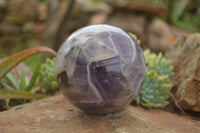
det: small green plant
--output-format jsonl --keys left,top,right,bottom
{"left": 0, "top": 65, "right": 40, "bottom": 92}
{"left": 0, "top": 58, "right": 58, "bottom": 95}
{"left": 0, "top": 47, "right": 56, "bottom": 109}
{"left": 144, "top": 49, "right": 174, "bottom": 79}
{"left": 38, "top": 58, "right": 58, "bottom": 93}
{"left": 134, "top": 49, "right": 174, "bottom": 108}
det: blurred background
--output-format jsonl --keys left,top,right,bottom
{"left": 0, "top": 0, "right": 199, "bottom": 57}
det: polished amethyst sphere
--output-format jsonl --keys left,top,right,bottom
{"left": 56, "top": 24, "right": 145, "bottom": 115}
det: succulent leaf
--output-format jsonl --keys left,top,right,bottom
{"left": 129, "top": 33, "right": 141, "bottom": 45}
{"left": 144, "top": 50, "right": 174, "bottom": 79}
{"left": 38, "top": 58, "right": 58, "bottom": 93}
{"left": 134, "top": 49, "right": 174, "bottom": 108}
{"left": 0, "top": 47, "right": 56, "bottom": 79}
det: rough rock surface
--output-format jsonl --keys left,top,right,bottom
{"left": 147, "top": 19, "right": 187, "bottom": 53}
{"left": 165, "top": 34, "right": 200, "bottom": 112}
{"left": 0, "top": 94, "right": 199, "bottom": 133}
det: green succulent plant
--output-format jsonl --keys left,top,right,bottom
{"left": 144, "top": 50, "right": 174, "bottom": 79}
{"left": 38, "top": 58, "right": 58, "bottom": 93}
{"left": 134, "top": 49, "right": 174, "bottom": 108}
{"left": 0, "top": 47, "right": 56, "bottom": 110}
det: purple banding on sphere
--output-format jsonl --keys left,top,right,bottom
{"left": 56, "top": 24, "right": 145, "bottom": 115}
